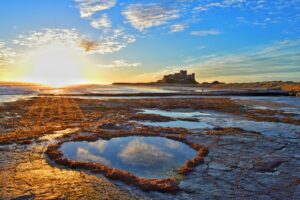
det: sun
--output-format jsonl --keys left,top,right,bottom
{"left": 22, "top": 43, "right": 87, "bottom": 87}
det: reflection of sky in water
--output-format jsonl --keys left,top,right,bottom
{"left": 139, "top": 106, "right": 300, "bottom": 138}
{"left": 43, "top": 85, "right": 214, "bottom": 94}
{"left": 139, "top": 120, "right": 213, "bottom": 129}
{"left": 136, "top": 109, "right": 214, "bottom": 129}
{"left": 0, "top": 95, "right": 34, "bottom": 104}
{"left": 141, "top": 109, "right": 211, "bottom": 118}
{"left": 88, "top": 86, "right": 177, "bottom": 94}
{"left": 231, "top": 96, "right": 300, "bottom": 115}
{"left": 60, "top": 136, "right": 197, "bottom": 179}
{"left": 201, "top": 115, "right": 300, "bottom": 138}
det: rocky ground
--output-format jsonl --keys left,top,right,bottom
{"left": 0, "top": 96, "right": 299, "bottom": 199}
{"left": 0, "top": 142, "right": 139, "bottom": 199}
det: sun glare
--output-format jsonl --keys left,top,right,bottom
{"left": 22, "top": 43, "right": 87, "bottom": 87}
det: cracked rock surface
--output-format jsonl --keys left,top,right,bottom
{"left": 0, "top": 142, "right": 140, "bottom": 200}
{"left": 0, "top": 96, "right": 299, "bottom": 199}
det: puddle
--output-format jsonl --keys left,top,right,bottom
{"left": 232, "top": 96, "right": 300, "bottom": 115}
{"left": 139, "top": 108, "right": 300, "bottom": 138}
{"left": 203, "top": 116, "right": 300, "bottom": 138}
{"left": 60, "top": 136, "right": 197, "bottom": 179}
{"left": 0, "top": 95, "right": 35, "bottom": 104}
{"left": 138, "top": 120, "right": 213, "bottom": 129}
{"left": 136, "top": 109, "right": 214, "bottom": 129}
{"left": 141, "top": 109, "right": 211, "bottom": 118}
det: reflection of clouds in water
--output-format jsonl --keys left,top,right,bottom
{"left": 118, "top": 139, "right": 173, "bottom": 166}
{"left": 89, "top": 140, "right": 107, "bottom": 152}
{"left": 166, "top": 140, "right": 180, "bottom": 149}
{"left": 76, "top": 148, "right": 111, "bottom": 166}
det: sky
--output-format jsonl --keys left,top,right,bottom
{"left": 0, "top": 0, "right": 299, "bottom": 85}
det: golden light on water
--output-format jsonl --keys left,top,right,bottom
{"left": 20, "top": 43, "right": 88, "bottom": 87}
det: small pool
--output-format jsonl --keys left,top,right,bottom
{"left": 141, "top": 109, "right": 211, "bottom": 118}
{"left": 60, "top": 136, "right": 197, "bottom": 179}
{"left": 139, "top": 120, "right": 213, "bottom": 129}
{"left": 136, "top": 109, "right": 214, "bottom": 129}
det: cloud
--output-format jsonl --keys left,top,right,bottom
{"left": 90, "top": 14, "right": 111, "bottom": 29}
{"left": 122, "top": 4, "right": 180, "bottom": 31}
{"left": 13, "top": 28, "right": 135, "bottom": 55}
{"left": 191, "top": 30, "right": 222, "bottom": 36}
{"left": 99, "top": 59, "right": 141, "bottom": 68}
{"left": 76, "top": 148, "right": 111, "bottom": 166}
{"left": 134, "top": 38, "right": 300, "bottom": 82}
{"left": 194, "top": 0, "right": 300, "bottom": 26}
{"left": 195, "top": 0, "right": 253, "bottom": 11}
{"left": 0, "top": 41, "right": 16, "bottom": 67}
{"left": 80, "top": 39, "right": 99, "bottom": 52}
{"left": 83, "top": 28, "right": 136, "bottom": 54}
{"left": 166, "top": 140, "right": 180, "bottom": 149}
{"left": 170, "top": 24, "right": 186, "bottom": 33}
{"left": 196, "top": 45, "right": 206, "bottom": 50}
{"left": 89, "top": 140, "right": 107, "bottom": 152}
{"left": 74, "top": 0, "right": 117, "bottom": 18}
{"left": 13, "top": 28, "right": 83, "bottom": 48}
{"left": 118, "top": 139, "right": 173, "bottom": 166}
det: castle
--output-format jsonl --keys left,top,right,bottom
{"left": 157, "top": 70, "right": 198, "bottom": 84}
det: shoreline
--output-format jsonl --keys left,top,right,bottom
{"left": 38, "top": 91, "right": 288, "bottom": 97}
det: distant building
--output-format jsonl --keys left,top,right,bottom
{"left": 157, "top": 70, "right": 198, "bottom": 84}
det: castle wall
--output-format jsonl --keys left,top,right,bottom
{"left": 157, "top": 70, "right": 198, "bottom": 84}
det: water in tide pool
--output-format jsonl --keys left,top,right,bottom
{"left": 139, "top": 120, "right": 214, "bottom": 129}
{"left": 41, "top": 84, "right": 218, "bottom": 95}
{"left": 0, "top": 85, "right": 38, "bottom": 104}
{"left": 0, "top": 95, "right": 32, "bottom": 104}
{"left": 141, "top": 109, "right": 211, "bottom": 118}
{"left": 230, "top": 96, "right": 300, "bottom": 116}
{"left": 60, "top": 136, "right": 197, "bottom": 179}
{"left": 138, "top": 105, "right": 300, "bottom": 138}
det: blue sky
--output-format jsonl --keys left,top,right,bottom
{"left": 0, "top": 0, "right": 299, "bottom": 84}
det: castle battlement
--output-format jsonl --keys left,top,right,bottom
{"left": 157, "top": 70, "right": 198, "bottom": 84}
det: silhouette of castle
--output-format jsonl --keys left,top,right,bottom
{"left": 157, "top": 70, "right": 198, "bottom": 84}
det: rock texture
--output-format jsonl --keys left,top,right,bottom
{"left": 0, "top": 142, "right": 140, "bottom": 200}
{"left": 0, "top": 96, "right": 299, "bottom": 199}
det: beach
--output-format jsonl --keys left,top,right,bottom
{"left": 0, "top": 85, "right": 299, "bottom": 199}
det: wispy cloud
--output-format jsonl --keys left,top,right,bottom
{"left": 0, "top": 41, "right": 16, "bottom": 67}
{"left": 118, "top": 139, "right": 173, "bottom": 166}
{"left": 194, "top": 0, "right": 300, "bottom": 26}
{"left": 170, "top": 24, "right": 186, "bottom": 33}
{"left": 13, "top": 28, "right": 82, "bottom": 48}
{"left": 122, "top": 4, "right": 180, "bottom": 31}
{"left": 13, "top": 28, "right": 135, "bottom": 55}
{"left": 134, "top": 39, "right": 300, "bottom": 82}
{"left": 84, "top": 28, "right": 136, "bottom": 54}
{"left": 76, "top": 148, "right": 111, "bottom": 166}
{"left": 99, "top": 59, "right": 141, "bottom": 68}
{"left": 74, "top": 0, "right": 117, "bottom": 18}
{"left": 191, "top": 30, "right": 222, "bottom": 36}
{"left": 89, "top": 140, "right": 107, "bottom": 152}
{"left": 195, "top": 0, "right": 256, "bottom": 11}
{"left": 90, "top": 14, "right": 111, "bottom": 29}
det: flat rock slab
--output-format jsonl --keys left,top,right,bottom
{"left": 0, "top": 143, "right": 140, "bottom": 200}
{"left": 136, "top": 132, "right": 300, "bottom": 200}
